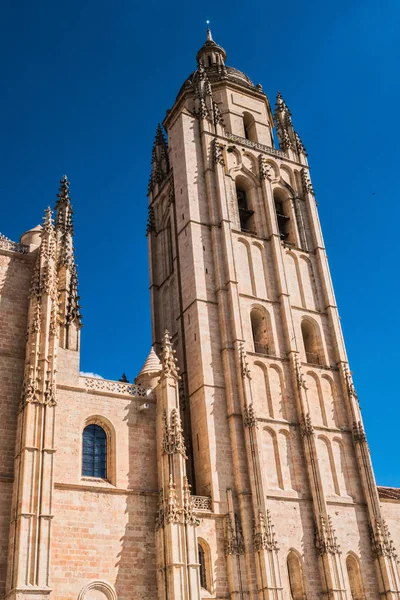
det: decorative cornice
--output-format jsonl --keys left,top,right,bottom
{"left": 225, "top": 132, "right": 286, "bottom": 159}
{"left": 83, "top": 377, "right": 147, "bottom": 397}
{"left": 0, "top": 233, "right": 28, "bottom": 255}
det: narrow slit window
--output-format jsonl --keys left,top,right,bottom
{"left": 236, "top": 186, "right": 254, "bottom": 233}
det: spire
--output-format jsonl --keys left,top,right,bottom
{"left": 148, "top": 124, "right": 170, "bottom": 192}
{"left": 274, "top": 91, "right": 307, "bottom": 157}
{"left": 206, "top": 25, "right": 213, "bottom": 42}
{"left": 55, "top": 175, "right": 73, "bottom": 235}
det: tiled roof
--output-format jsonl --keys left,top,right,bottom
{"left": 378, "top": 486, "right": 400, "bottom": 500}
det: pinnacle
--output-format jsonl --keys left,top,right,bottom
{"left": 42, "top": 207, "right": 54, "bottom": 232}
{"left": 206, "top": 26, "right": 213, "bottom": 42}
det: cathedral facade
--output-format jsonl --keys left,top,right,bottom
{"left": 1, "top": 29, "right": 400, "bottom": 600}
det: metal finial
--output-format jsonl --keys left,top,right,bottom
{"left": 206, "top": 20, "right": 212, "bottom": 41}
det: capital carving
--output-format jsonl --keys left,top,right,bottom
{"left": 315, "top": 515, "right": 340, "bottom": 556}
{"left": 370, "top": 519, "right": 398, "bottom": 560}
{"left": 253, "top": 510, "right": 279, "bottom": 553}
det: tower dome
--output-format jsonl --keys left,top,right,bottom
{"left": 20, "top": 224, "right": 42, "bottom": 247}
{"left": 135, "top": 347, "right": 162, "bottom": 388}
{"left": 177, "top": 28, "right": 257, "bottom": 101}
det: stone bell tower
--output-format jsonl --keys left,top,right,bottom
{"left": 148, "top": 28, "right": 400, "bottom": 600}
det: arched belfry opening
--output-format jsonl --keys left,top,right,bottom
{"left": 301, "top": 319, "right": 324, "bottom": 365}
{"left": 236, "top": 177, "right": 255, "bottom": 233}
{"left": 243, "top": 111, "right": 257, "bottom": 142}
{"left": 273, "top": 188, "right": 291, "bottom": 241}
{"left": 251, "top": 308, "right": 274, "bottom": 355}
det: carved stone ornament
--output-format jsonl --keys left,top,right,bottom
{"left": 146, "top": 205, "right": 156, "bottom": 235}
{"left": 294, "top": 131, "right": 307, "bottom": 156}
{"left": 343, "top": 364, "right": 358, "bottom": 401}
{"left": 300, "top": 412, "right": 314, "bottom": 437}
{"left": 31, "top": 301, "right": 41, "bottom": 334}
{"left": 259, "top": 155, "right": 273, "bottom": 181}
{"left": 160, "top": 330, "right": 180, "bottom": 381}
{"left": 0, "top": 233, "right": 28, "bottom": 255}
{"left": 315, "top": 515, "right": 340, "bottom": 556}
{"left": 212, "top": 138, "right": 225, "bottom": 165}
{"left": 239, "top": 342, "right": 251, "bottom": 380}
{"left": 148, "top": 124, "right": 170, "bottom": 192}
{"left": 243, "top": 404, "right": 257, "bottom": 428}
{"left": 300, "top": 168, "right": 315, "bottom": 197}
{"left": 370, "top": 519, "right": 398, "bottom": 561}
{"left": 294, "top": 353, "right": 307, "bottom": 391}
{"left": 44, "top": 377, "right": 57, "bottom": 407}
{"left": 352, "top": 420, "right": 367, "bottom": 444}
{"left": 165, "top": 474, "right": 181, "bottom": 525}
{"left": 20, "top": 372, "right": 40, "bottom": 409}
{"left": 183, "top": 476, "right": 200, "bottom": 526}
{"left": 155, "top": 489, "right": 165, "bottom": 530}
{"left": 253, "top": 510, "right": 279, "bottom": 553}
{"left": 162, "top": 409, "right": 187, "bottom": 458}
{"left": 225, "top": 513, "right": 245, "bottom": 555}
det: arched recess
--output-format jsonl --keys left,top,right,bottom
{"left": 305, "top": 371, "right": 327, "bottom": 427}
{"left": 262, "top": 427, "right": 283, "bottom": 489}
{"left": 346, "top": 553, "right": 366, "bottom": 600}
{"left": 253, "top": 361, "right": 274, "bottom": 418}
{"left": 279, "top": 429, "right": 298, "bottom": 491}
{"left": 299, "top": 256, "right": 319, "bottom": 311}
{"left": 81, "top": 415, "right": 116, "bottom": 485}
{"left": 252, "top": 241, "right": 270, "bottom": 299}
{"left": 285, "top": 252, "right": 304, "bottom": 308}
{"left": 301, "top": 317, "right": 325, "bottom": 366}
{"left": 78, "top": 580, "right": 117, "bottom": 600}
{"left": 198, "top": 538, "right": 213, "bottom": 593}
{"left": 237, "top": 238, "right": 255, "bottom": 295}
{"left": 316, "top": 435, "right": 339, "bottom": 496}
{"left": 287, "top": 550, "right": 306, "bottom": 600}
{"left": 321, "top": 375, "right": 340, "bottom": 428}
{"left": 250, "top": 306, "right": 275, "bottom": 356}
{"left": 235, "top": 175, "right": 256, "bottom": 233}
{"left": 243, "top": 111, "right": 257, "bottom": 142}
{"left": 269, "top": 364, "right": 287, "bottom": 420}
{"left": 332, "top": 437, "right": 353, "bottom": 498}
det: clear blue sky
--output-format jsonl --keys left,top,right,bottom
{"left": 1, "top": 0, "right": 399, "bottom": 485}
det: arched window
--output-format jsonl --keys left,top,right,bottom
{"left": 236, "top": 179, "right": 255, "bottom": 233}
{"left": 82, "top": 424, "right": 107, "bottom": 478}
{"left": 301, "top": 319, "right": 323, "bottom": 365}
{"left": 346, "top": 554, "right": 365, "bottom": 600}
{"left": 243, "top": 111, "right": 257, "bottom": 142}
{"left": 251, "top": 308, "right": 274, "bottom": 355}
{"left": 287, "top": 551, "right": 306, "bottom": 600}
{"left": 273, "top": 189, "right": 291, "bottom": 241}
{"left": 198, "top": 543, "right": 207, "bottom": 590}
{"left": 165, "top": 220, "right": 173, "bottom": 276}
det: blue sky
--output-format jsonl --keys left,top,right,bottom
{"left": 1, "top": 0, "right": 399, "bottom": 485}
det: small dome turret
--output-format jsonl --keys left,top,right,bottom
{"left": 20, "top": 224, "right": 42, "bottom": 247}
{"left": 135, "top": 347, "right": 162, "bottom": 389}
{"left": 196, "top": 27, "right": 227, "bottom": 68}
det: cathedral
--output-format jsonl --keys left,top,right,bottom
{"left": 1, "top": 28, "right": 400, "bottom": 600}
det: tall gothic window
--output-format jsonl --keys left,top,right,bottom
{"left": 82, "top": 424, "right": 107, "bottom": 478}
{"left": 346, "top": 554, "right": 365, "bottom": 600}
{"left": 287, "top": 551, "right": 306, "bottom": 600}
{"left": 198, "top": 543, "right": 207, "bottom": 589}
